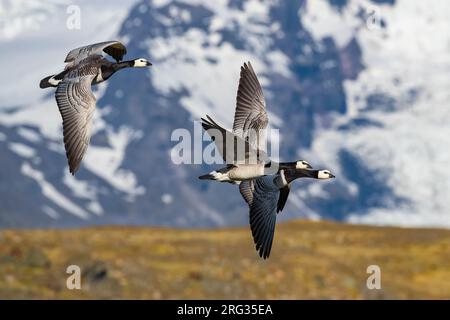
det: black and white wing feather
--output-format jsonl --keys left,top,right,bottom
{"left": 239, "top": 180, "right": 255, "bottom": 206}
{"left": 201, "top": 62, "right": 270, "bottom": 165}
{"left": 233, "top": 62, "right": 271, "bottom": 206}
{"left": 233, "top": 62, "right": 269, "bottom": 154}
{"left": 247, "top": 176, "right": 279, "bottom": 259}
{"left": 64, "top": 40, "right": 127, "bottom": 67}
{"left": 201, "top": 115, "right": 262, "bottom": 164}
{"left": 55, "top": 60, "right": 99, "bottom": 174}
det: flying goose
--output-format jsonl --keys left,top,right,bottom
{"left": 199, "top": 62, "right": 312, "bottom": 184}
{"left": 39, "top": 41, "right": 152, "bottom": 174}
{"left": 241, "top": 169, "right": 335, "bottom": 259}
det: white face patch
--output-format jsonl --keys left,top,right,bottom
{"left": 133, "top": 58, "right": 150, "bottom": 67}
{"left": 296, "top": 160, "right": 310, "bottom": 169}
{"left": 318, "top": 170, "right": 332, "bottom": 179}
{"left": 48, "top": 77, "right": 61, "bottom": 86}
{"left": 211, "top": 170, "right": 231, "bottom": 182}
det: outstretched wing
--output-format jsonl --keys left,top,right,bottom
{"left": 64, "top": 41, "right": 127, "bottom": 66}
{"left": 248, "top": 176, "right": 279, "bottom": 259}
{"left": 55, "top": 65, "right": 98, "bottom": 174}
{"left": 201, "top": 115, "right": 267, "bottom": 164}
{"left": 233, "top": 62, "right": 269, "bottom": 153}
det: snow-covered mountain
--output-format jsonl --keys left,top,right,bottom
{"left": 1, "top": 0, "right": 449, "bottom": 228}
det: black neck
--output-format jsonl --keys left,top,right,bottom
{"left": 112, "top": 60, "right": 134, "bottom": 71}
{"left": 284, "top": 169, "right": 318, "bottom": 183}
{"left": 278, "top": 162, "right": 298, "bottom": 170}
{"left": 264, "top": 161, "right": 297, "bottom": 173}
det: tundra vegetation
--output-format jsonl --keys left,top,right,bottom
{"left": 0, "top": 220, "right": 449, "bottom": 299}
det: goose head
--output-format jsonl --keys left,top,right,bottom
{"left": 133, "top": 58, "right": 152, "bottom": 67}
{"left": 295, "top": 160, "right": 312, "bottom": 169}
{"left": 317, "top": 169, "right": 335, "bottom": 179}
{"left": 283, "top": 168, "right": 335, "bottom": 183}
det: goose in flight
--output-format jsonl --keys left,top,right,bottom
{"left": 241, "top": 169, "right": 335, "bottom": 259}
{"left": 40, "top": 41, "right": 152, "bottom": 174}
{"left": 199, "top": 62, "right": 311, "bottom": 184}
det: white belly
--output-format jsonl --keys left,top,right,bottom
{"left": 229, "top": 165, "right": 264, "bottom": 180}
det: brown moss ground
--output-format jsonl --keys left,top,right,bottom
{"left": 0, "top": 220, "right": 449, "bottom": 299}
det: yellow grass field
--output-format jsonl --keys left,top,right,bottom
{"left": 0, "top": 220, "right": 449, "bottom": 299}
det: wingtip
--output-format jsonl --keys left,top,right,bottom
{"left": 70, "top": 165, "right": 80, "bottom": 176}
{"left": 259, "top": 250, "right": 270, "bottom": 260}
{"left": 201, "top": 115, "right": 212, "bottom": 125}
{"left": 200, "top": 118, "right": 212, "bottom": 130}
{"left": 255, "top": 242, "right": 269, "bottom": 260}
{"left": 243, "top": 61, "right": 252, "bottom": 69}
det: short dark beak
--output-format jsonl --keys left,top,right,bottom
{"left": 146, "top": 61, "right": 152, "bottom": 66}
{"left": 329, "top": 173, "right": 335, "bottom": 178}
{"left": 306, "top": 163, "right": 313, "bottom": 169}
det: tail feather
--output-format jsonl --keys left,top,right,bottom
{"left": 199, "top": 173, "right": 215, "bottom": 180}
{"left": 198, "top": 169, "right": 237, "bottom": 184}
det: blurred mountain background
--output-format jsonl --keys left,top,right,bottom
{"left": 1, "top": 0, "right": 450, "bottom": 229}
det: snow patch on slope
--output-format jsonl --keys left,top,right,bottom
{"left": 42, "top": 205, "right": 60, "bottom": 219}
{"left": 84, "top": 126, "right": 146, "bottom": 199}
{"left": 0, "top": 100, "right": 63, "bottom": 140}
{"left": 302, "top": 0, "right": 358, "bottom": 48}
{"left": 21, "top": 162, "right": 89, "bottom": 219}
{"left": 8, "top": 142, "right": 36, "bottom": 158}
{"left": 151, "top": 34, "right": 263, "bottom": 126}
{"left": 0, "top": 0, "right": 67, "bottom": 40}
{"left": 149, "top": 0, "right": 289, "bottom": 127}
{"left": 17, "top": 127, "right": 42, "bottom": 143}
